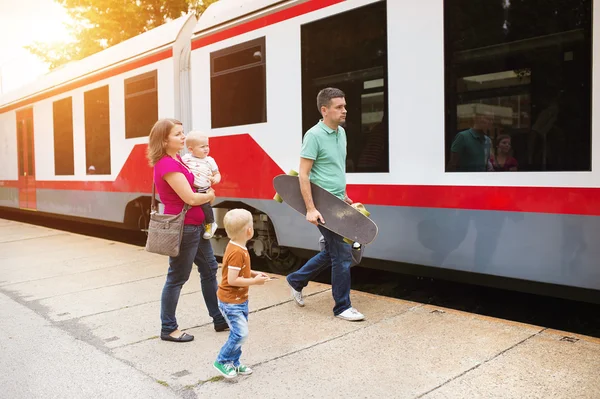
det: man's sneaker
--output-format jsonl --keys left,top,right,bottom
{"left": 336, "top": 307, "right": 365, "bottom": 321}
{"left": 213, "top": 361, "right": 237, "bottom": 379}
{"left": 286, "top": 278, "right": 304, "bottom": 307}
{"left": 203, "top": 222, "right": 218, "bottom": 239}
{"left": 236, "top": 364, "right": 253, "bottom": 375}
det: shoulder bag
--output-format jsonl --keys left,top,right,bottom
{"left": 145, "top": 182, "right": 190, "bottom": 257}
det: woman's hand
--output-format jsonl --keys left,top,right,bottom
{"left": 206, "top": 188, "right": 215, "bottom": 201}
{"left": 164, "top": 172, "right": 216, "bottom": 206}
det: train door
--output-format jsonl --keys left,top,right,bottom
{"left": 16, "top": 108, "right": 37, "bottom": 210}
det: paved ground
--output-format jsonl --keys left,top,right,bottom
{"left": 1, "top": 218, "right": 599, "bottom": 398}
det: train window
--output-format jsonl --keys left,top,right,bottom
{"left": 52, "top": 97, "right": 74, "bottom": 175}
{"left": 210, "top": 37, "right": 266, "bottom": 128}
{"left": 124, "top": 70, "right": 158, "bottom": 139}
{"left": 300, "top": 1, "right": 388, "bottom": 173}
{"left": 444, "top": 0, "right": 592, "bottom": 172}
{"left": 84, "top": 85, "right": 111, "bottom": 174}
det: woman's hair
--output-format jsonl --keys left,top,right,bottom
{"left": 147, "top": 118, "right": 182, "bottom": 166}
{"left": 495, "top": 133, "right": 511, "bottom": 148}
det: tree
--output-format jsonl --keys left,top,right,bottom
{"left": 26, "top": 0, "right": 219, "bottom": 70}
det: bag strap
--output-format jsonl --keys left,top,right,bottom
{"left": 151, "top": 181, "right": 157, "bottom": 213}
{"left": 151, "top": 180, "right": 191, "bottom": 214}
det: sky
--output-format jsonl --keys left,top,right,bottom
{"left": 0, "top": 0, "right": 72, "bottom": 95}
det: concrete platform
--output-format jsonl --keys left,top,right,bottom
{"left": 1, "top": 219, "right": 598, "bottom": 398}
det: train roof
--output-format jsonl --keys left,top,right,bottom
{"left": 0, "top": 13, "right": 196, "bottom": 108}
{"left": 193, "top": 0, "right": 285, "bottom": 33}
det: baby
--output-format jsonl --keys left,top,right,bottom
{"left": 182, "top": 131, "right": 221, "bottom": 239}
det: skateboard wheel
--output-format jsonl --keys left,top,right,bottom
{"left": 273, "top": 193, "right": 283, "bottom": 203}
{"left": 288, "top": 170, "right": 299, "bottom": 176}
{"left": 352, "top": 203, "right": 371, "bottom": 217}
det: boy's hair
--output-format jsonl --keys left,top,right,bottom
{"left": 223, "top": 209, "right": 253, "bottom": 239}
{"left": 186, "top": 131, "right": 208, "bottom": 147}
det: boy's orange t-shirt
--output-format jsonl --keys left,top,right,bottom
{"left": 217, "top": 241, "right": 251, "bottom": 304}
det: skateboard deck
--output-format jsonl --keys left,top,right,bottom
{"left": 273, "top": 174, "right": 378, "bottom": 245}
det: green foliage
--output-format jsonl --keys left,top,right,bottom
{"left": 26, "top": 0, "right": 219, "bottom": 70}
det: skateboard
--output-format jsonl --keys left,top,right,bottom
{"left": 272, "top": 171, "right": 378, "bottom": 245}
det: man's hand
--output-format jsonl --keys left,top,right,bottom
{"left": 306, "top": 208, "right": 324, "bottom": 225}
{"left": 344, "top": 195, "right": 353, "bottom": 205}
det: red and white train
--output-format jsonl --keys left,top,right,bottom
{"left": 1, "top": 0, "right": 598, "bottom": 298}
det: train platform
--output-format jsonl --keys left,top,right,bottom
{"left": 1, "top": 218, "right": 599, "bottom": 399}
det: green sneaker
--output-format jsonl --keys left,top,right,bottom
{"left": 213, "top": 361, "right": 237, "bottom": 379}
{"left": 236, "top": 364, "right": 253, "bottom": 375}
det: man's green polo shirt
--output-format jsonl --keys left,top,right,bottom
{"left": 300, "top": 120, "right": 347, "bottom": 200}
{"left": 450, "top": 128, "right": 491, "bottom": 172}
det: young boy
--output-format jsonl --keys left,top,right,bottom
{"left": 213, "top": 209, "right": 269, "bottom": 379}
{"left": 182, "top": 131, "right": 221, "bottom": 239}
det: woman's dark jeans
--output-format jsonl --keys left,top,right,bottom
{"left": 160, "top": 224, "right": 225, "bottom": 334}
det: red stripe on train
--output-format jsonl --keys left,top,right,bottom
{"left": 346, "top": 184, "right": 599, "bottom": 216}
{"left": 192, "top": 0, "right": 344, "bottom": 50}
{"left": 1, "top": 134, "right": 599, "bottom": 216}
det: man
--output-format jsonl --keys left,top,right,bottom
{"left": 286, "top": 87, "right": 365, "bottom": 321}
{"left": 447, "top": 111, "right": 493, "bottom": 172}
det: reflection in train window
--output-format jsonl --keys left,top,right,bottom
{"left": 210, "top": 37, "right": 266, "bottom": 128}
{"left": 84, "top": 85, "right": 111, "bottom": 175}
{"left": 125, "top": 70, "right": 158, "bottom": 139}
{"left": 52, "top": 97, "right": 74, "bottom": 175}
{"left": 300, "top": 1, "right": 388, "bottom": 173}
{"left": 445, "top": 0, "right": 592, "bottom": 172}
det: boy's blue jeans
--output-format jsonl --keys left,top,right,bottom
{"left": 287, "top": 225, "right": 353, "bottom": 316}
{"left": 216, "top": 300, "right": 249, "bottom": 366}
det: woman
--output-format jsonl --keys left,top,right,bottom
{"left": 490, "top": 134, "right": 518, "bottom": 171}
{"left": 147, "top": 118, "right": 228, "bottom": 342}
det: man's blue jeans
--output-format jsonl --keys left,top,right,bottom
{"left": 287, "top": 225, "right": 352, "bottom": 316}
{"left": 160, "top": 224, "right": 225, "bottom": 334}
{"left": 216, "top": 300, "right": 249, "bottom": 367}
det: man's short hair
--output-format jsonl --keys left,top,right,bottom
{"left": 317, "top": 87, "right": 345, "bottom": 112}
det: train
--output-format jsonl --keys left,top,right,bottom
{"left": 1, "top": 0, "right": 598, "bottom": 301}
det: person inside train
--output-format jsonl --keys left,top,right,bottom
{"left": 286, "top": 87, "right": 365, "bottom": 322}
{"left": 490, "top": 133, "right": 518, "bottom": 171}
{"left": 356, "top": 112, "right": 388, "bottom": 173}
{"left": 447, "top": 111, "right": 494, "bottom": 172}
{"left": 147, "top": 118, "right": 229, "bottom": 343}
{"left": 182, "top": 131, "right": 221, "bottom": 239}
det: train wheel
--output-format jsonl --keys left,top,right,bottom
{"left": 265, "top": 244, "right": 302, "bottom": 275}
